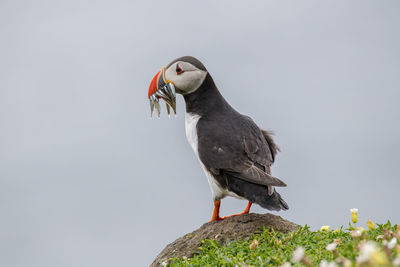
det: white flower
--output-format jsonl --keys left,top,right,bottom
{"left": 319, "top": 260, "right": 337, "bottom": 267}
{"left": 326, "top": 242, "right": 337, "bottom": 251}
{"left": 356, "top": 241, "right": 378, "bottom": 263}
{"left": 280, "top": 263, "right": 292, "bottom": 267}
{"left": 383, "top": 238, "right": 397, "bottom": 249}
{"left": 393, "top": 257, "right": 400, "bottom": 266}
{"left": 292, "top": 246, "right": 305, "bottom": 263}
{"left": 356, "top": 227, "right": 366, "bottom": 233}
{"left": 350, "top": 229, "right": 362, "bottom": 238}
{"left": 350, "top": 208, "right": 358, "bottom": 213}
{"left": 388, "top": 237, "right": 397, "bottom": 249}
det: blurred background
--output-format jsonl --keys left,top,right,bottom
{"left": 1, "top": 0, "right": 399, "bottom": 266}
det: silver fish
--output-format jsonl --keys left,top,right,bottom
{"left": 154, "top": 98, "right": 160, "bottom": 117}
{"left": 165, "top": 102, "right": 170, "bottom": 116}
{"left": 150, "top": 100, "right": 154, "bottom": 117}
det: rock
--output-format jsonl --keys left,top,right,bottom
{"left": 150, "top": 213, "right": 298, "bottom": 267}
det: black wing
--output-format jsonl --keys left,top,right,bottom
{"left": 197, "top": 114, "right": 286, "bottom": 187}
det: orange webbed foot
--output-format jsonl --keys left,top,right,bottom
{"left": 209, "top": 201, "right": 252, "bottom": 222}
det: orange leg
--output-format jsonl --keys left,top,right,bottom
{"left": 243, "top": 201, "right": 252, "bottom": 213}
{"left": 209, "top": 201, "right": 252, "bottom": 222}
{"left": 209, "top": 200, "right": 222, "bottom": 222}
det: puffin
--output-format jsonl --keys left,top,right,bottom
{"left": 147, "top": 56, "right": 288, "bottom": 221}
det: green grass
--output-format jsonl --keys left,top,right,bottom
{"left": 167, "top": 220, "right": 400, "bottom": 267}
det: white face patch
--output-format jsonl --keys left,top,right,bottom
{"left": 164, "top": 61, "right": 207, "bottom": 95}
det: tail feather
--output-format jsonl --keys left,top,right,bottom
{"left": 225, "top": 173, "right": 289, "bottom": 211}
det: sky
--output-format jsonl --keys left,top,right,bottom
{"left": 0, "top": 0, "right": 399, "bottom": 266}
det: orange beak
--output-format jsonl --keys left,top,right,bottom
{"left": 147, "top": 67, "right": 176, "bottom": 117}
{"left": 148, "top": 69, "right": 162, "bottom": 99}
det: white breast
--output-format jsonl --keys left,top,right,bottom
{"left": 185, "top": 112, "right": 201, "bottom": 157}
{"left": 185, "top": 112, "right": 243, "bottom": 200}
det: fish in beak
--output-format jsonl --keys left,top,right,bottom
{"left": 148, "top": 67, "right": 176, "bottom": 117}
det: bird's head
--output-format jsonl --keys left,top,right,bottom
{"left": 148, "top": 56, "right": 208, "bottom": 117}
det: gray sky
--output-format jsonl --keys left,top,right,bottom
{"left": 1, "top": 1, "right": 399, "bottom": 266}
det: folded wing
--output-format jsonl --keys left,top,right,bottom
{"left": 198, "top": 115, "right": 286, "bottom": 188}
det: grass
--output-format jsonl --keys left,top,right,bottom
{"left": 166, "top": 212, "right": 400, "bottom": 267}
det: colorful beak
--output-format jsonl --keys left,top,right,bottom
{"left": 148, "top": 67, "right": 176, "bottom": 117}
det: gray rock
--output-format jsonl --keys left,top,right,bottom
{"left": 151, "top": 213, "right": 298, "bottom": 267}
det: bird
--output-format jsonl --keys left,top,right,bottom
{"left": 147, "top": 56, "right": 288, "bottom": 222}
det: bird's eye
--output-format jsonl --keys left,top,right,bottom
{"left": 176, "top": 64, "right": 184, "bottom": 75}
